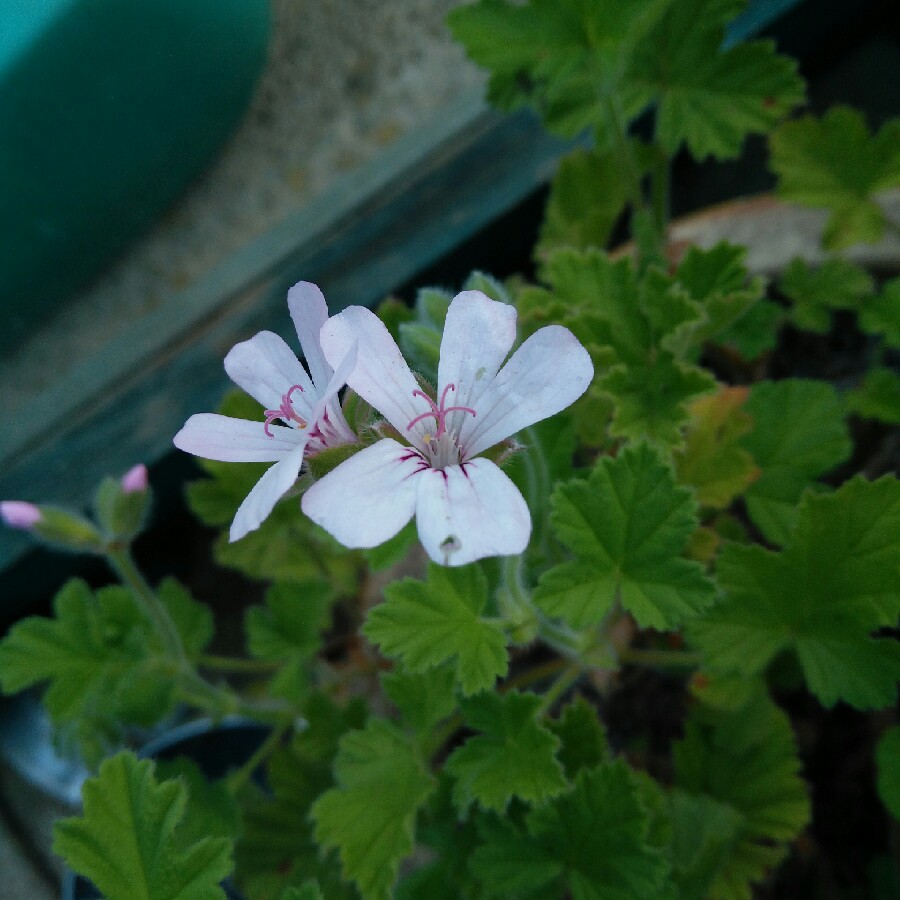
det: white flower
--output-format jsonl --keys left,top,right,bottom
{"left": 301, "top": 290, "right": 593, "bottom": 565}
{"left": 174, "top": 282, "right": 357, "bottom": 541}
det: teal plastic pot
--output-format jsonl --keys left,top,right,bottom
{"left": 0, "top": 0, "right": 270, "bottom": 351}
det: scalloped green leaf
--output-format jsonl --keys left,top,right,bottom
{"left": 363, "top": 564, "right": 508, "bottom": 696}
{"left": 673, "top": 689, "right": 809, "bottom": 899}
{"left": 541, "top": 250, "right": 714, "bottom": 446}
{"left": 536, "top": 147, "right": 629, "bottom": 259}
{"left": 691, "top": 476, "right": 900, "bottom": 708}
{"left": 54, "top": 752, "right": 232, "bottom": 900}
{"left": 447, "top": 0, "right": 667, "bottom": 141}
{"left": 770, "top": 107, "right": 900, "bottom": 249}
{"left": 0, "top": 579, "right": 177, "bottom": 763}
{"left": 741, "top": 379, "right": 852, "bottom": 544}
{"left": 778, "top": 257, "right": 874, "bottom": 333}
{"left": 633, "top": 0, "right": 804, "bottom": 159}
{"left": 847, "top": 367, "right": 900, "bottom": 425}
{"left": 446, "top": 692, "right": 567, "bottom": 814}
{"left": 535, "top": 443, "right": 717, "bottom": 630}
{"left": 312, "top": 718, "right": 434, "bottom": 900}
{"left": 470, "top": 760, "right": 672, "bottom": 899}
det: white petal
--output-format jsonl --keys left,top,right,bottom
{"left": 415, "top": 458, "right": 531, "bottom": 566}
{"left": 230, "top": 445, "right": 307, "bottom": 541}
{"left": 224, "top": 331, "right": 315, "bottom": 418}
{"left": 461, "top": 326, "right": 594, "bottom": 458}
{"left": 301, "top": 438, "right": 423, "bottom": 548}
{"left": 437, "top": 290, "right": 517, "bottom": 435}
{"left": 311, "top": 340, "right": 358, "bottom": 445}
{"left": 173, "top": 414, "right": 302, "bottom": 462}
{"left": 319, "top": 307, "right": 425, "bottom": 450}
{"left": 287, "top": 281, "right": 333, "bottom": 393}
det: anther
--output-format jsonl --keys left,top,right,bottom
{"left": 407, "top": 383, "right": 476, "bottom": 439}
{"left": 264, "top": 384, "right": 307, "bottom": 437}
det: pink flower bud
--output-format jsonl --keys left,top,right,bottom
{"left": 0, "top": 501, "right": 43, "bottom": 530}
{"left": 121, "top": 464, "right": 149, "bottom": 494}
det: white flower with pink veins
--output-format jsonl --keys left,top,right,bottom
{"left": 173, "top": 282, "right": 357, "bottom": 541}
{"left": 302, "top": 290, "right": 594, "bottom": 566}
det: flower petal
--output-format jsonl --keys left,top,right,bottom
{"left": 319, "top": 307, "right": 425, "bottom": 450}
{"left": 224, "top": 331, "right": 315, "bottom": 418}
{"left": 287, "top": 281, "right": 333, "bottom": 393}
{"left": 301, "top": 438, "right": 423, "bottom": 547}
{"left": 230, "top": 444, "right": 307, "bottom": 541}
{"left": 438, "top": 290, "right": 517, "bottom": 434}
{"left": 461, "top": 325, "right": 594, "bottom": 458}
{"left": 415, "top": 458, "right": 531, "bottom": 566}
{"left": 310, "top": 340, "right": 358, "bottom": 445}
{"left": 173, "top": 414, "right": 301, "bottom": 462}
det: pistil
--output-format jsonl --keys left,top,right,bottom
{"left": 264, "top": 384, "right": 307, "bottom": 436}
{"left": 407, "top": 383, "right": 476, "bottom": 440}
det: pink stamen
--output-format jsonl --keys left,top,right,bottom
{"left": 407, "top": 383, "right": 476, "bottom": 439}
{"left": 264, "top": 384, "right": 307, "bottom": 437}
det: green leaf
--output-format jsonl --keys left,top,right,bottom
{"left": 54, "top": 752, "right": 232, "bottom": 900}
{"left": 778, "top": 257, "right": 874, "bottom": 332}
{"left": 158, "top": 578, "right": 214, "bottom": 660}
{"left": 847, "top": 367, "right": 900, "bottom": 425}
{"left": 673, "top": 689, "right": 810, "bottom": 899}
{"left": 235, "top": 694, "right": 364, "bottom": 900}
{"left": 382, "top": 664, "right": 458, "bottom": 735}
{"left": 673, "top": 242, "right": 766, "bottom": 349}
{"left": 541, "top": 250, "right": 715, "bottom": 446}
{"left": 536, "top": 444, "right": 717, "bottom": 630}
{"left": 770, "top": 107, "right": 900, "bottom": 249}
{"left": 667, "top": 790, "right": 743, "bottom": 900}
{"left": 859, "top": 276, "right": 900, "bottom": 348}
{"left": 447, "top": 0, "right": 667, "bottom": 140}
{"left": 280, "top": 884, "right": 325, "bottom": 900}
{"left": 691, "top": 476, "right": 900, "bottom": 708}
{"left": 0, "top": 579, "right": 175, "bottom": 762}
{"left": 395, "top": 775, "right": 487, "bottom": 900}
{"left": 245, "top": 579, "right": 333, "bottom": 699}
{"left": 536, "top": 148, "right": 629, "bottom": 259}
{"left": 741, "top": 379, "right": 852, "bottom": 544}
{"left": 876, "top": 726, "right": 900, "bottom": 820}
{"left": 713, "top": 297, "right": 784, "bottom": 360}
{"left": 153, "top": 759, "right": 241, "bottom": 847}
{"left": 633, "top": 0, "right": 804, "bottom": 159}
{"left": 470, "top": 761, "right": 672, "bottom": 899}
{"left": 674, "top": 387, "right": 760, "bottom": 508}
{"left": 547, "top": 695, "right": 610, "bottom": 780}
{"left": 446, "top": 691, "right": 567, "bottom": 814}
{"left": 312, "top": 718, "right": 434, "bottom": 900}
{"left": 363, "top": 564, "right": 508, "bottom": 696}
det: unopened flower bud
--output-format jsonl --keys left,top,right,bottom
{"left": 0, "top": 501, "right": 42, "bottom": 531}
{"left": 120, "top": 463, "right": 148, "bottom": 494}
{"left": 94, "top": 465, "right": 151, "bottom": 540}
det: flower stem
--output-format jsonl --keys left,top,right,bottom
{"left": 537, "top": 662, "right": 584, "bottom": 716}
{"left": 226, "top": 721, "right": 291, "bottom": 795}
{"left": 106, "top": 546, "right": 187, "bottom": 666}
{"left": 199, "top": 654, "right": 280, "bottom": 676}
{"left": 618, "top": 646, "right": 703, "bottom": 669}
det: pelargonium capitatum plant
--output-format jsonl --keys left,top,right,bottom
{"left": 1, "top": 2, "right": 898, "bottom": 899}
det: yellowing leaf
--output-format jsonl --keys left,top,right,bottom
{"left": 675, "top": 387, "right": 759, "bottom": 508}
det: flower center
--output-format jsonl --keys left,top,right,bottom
{"left": 407, "top": 383, "right": 476, "bottom": 441}
{"left": 264, "top": 384, "right": 307, "bottom": 436}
